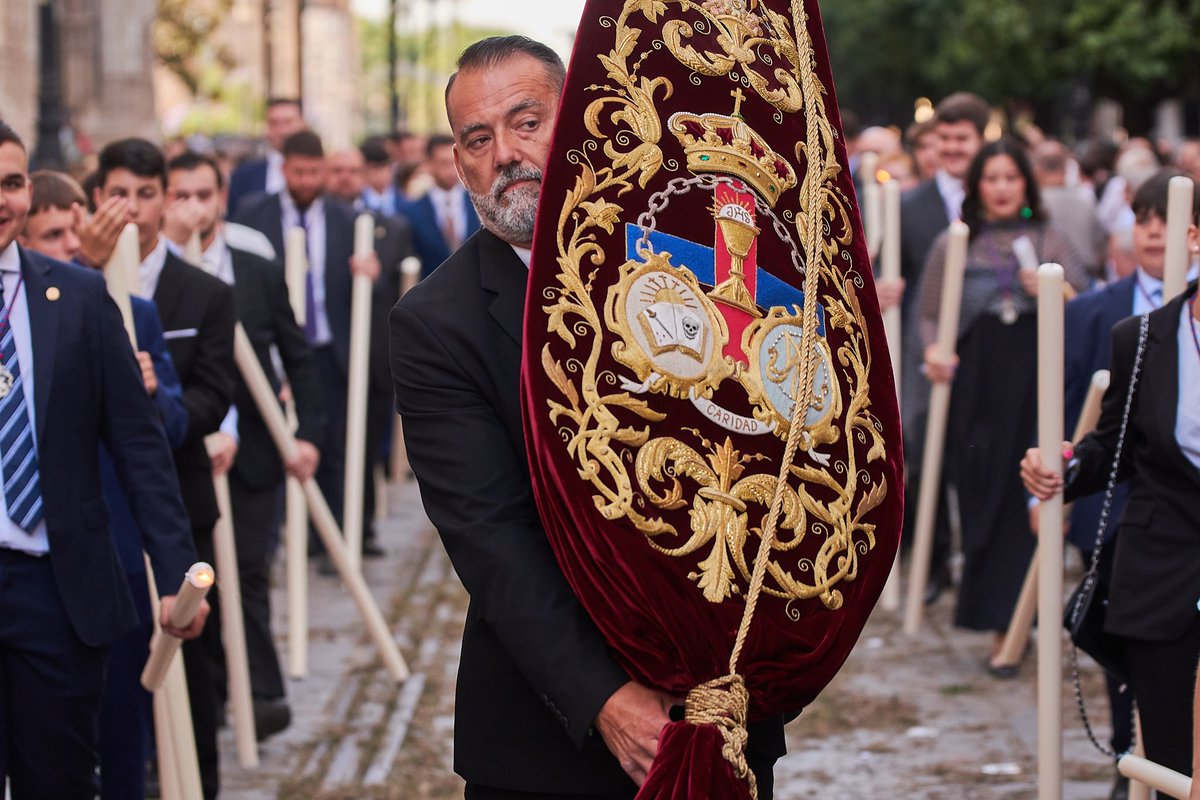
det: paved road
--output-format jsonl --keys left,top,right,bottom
{"left": 214, "top": 480, "right": 1125, "bottom": 799}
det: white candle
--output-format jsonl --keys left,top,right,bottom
{"left": 860, "top": 151, "right": 882, "bottom": 261}
{"left": 879, "top": 178, "right": 902, "bottom": 612}
{"left": 1163, "top": 175, "right": 1195, "bottom": 304}
{"left": 284, "top": 227, "right": 309, "bottom": 325}
{"left": 1118, "top": 754, "right": 1191, "bottom": 799}
{"left": 282, "top": 226, "right": 310, "bottom": 676}
{"left": 400, "top": 255, "right": 422, "bottom": 296}
{"left": 997, "top": 368, "right": 1111, "bottom": 666}
{"left": 184, "top": 230, "right": 203, "bottom": 265}
{"left": 343, "top": 214, "right": 376, "bottom": 572}
{"left": 208, "top": 461, "right": 259, "bottom": 766}
{"left": 104, "top": 222, "right": 140, "bottom": 349}
{"left": 141, "top": 563, "right": 215, "bottom": 692}
{"left": 903, "top": 222, "right": 969, "bottom": 635}
{"left": 233, "top": 324, "right": 410, "bottom": 683}
{"left": 1036, "top": 263, "right": 1065, "bottom": 800}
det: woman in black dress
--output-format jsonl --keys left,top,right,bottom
{"left": 919, "top": 138, "right": 1087, "bottom": 672}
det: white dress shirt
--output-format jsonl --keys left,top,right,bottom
{"left": 1132, "top": 265, "right": 1200, "bottom": 315}
{"left": 265, "top": 150, "right": 286, "bottom": 196}
{"left": 200, "top": 233, "right": 240, "bottom": 442}
{"left": 0, "top": 244, "right": 49, "bottom": 554}
{"left": 279, "top": 193, "right": 333, "bottom": 346}
{"left": 935, "top": 169, "right": 966, "bottom": 223}
{"left": 1177, "top": 300, "right": 1200, "bottom": 473}
{"left": 136, "top": 236, "right": 170, "bottom": 300}
{"left": 427, "top": 184, "right": 469, "bottom": 247}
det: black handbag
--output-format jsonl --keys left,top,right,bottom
{"left": 1063, "top": 566, "right": 1126, "bottom": 682}
{"left": 1063, "top": 312, "right": 1148, "bottom": 756}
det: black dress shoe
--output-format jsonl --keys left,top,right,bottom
{"left": 924, "top": 564, "right": 952, "bottom": 605}
{"left": 362, "top": 539, "right": 386, "bottom": 559}
{"left": 985, "top": 660, "right": 1019, "bottom": 680}
{"left": 254, "top": 697, "right": 292, "bottom": 741}
{"left": 145, "top": 759, "right": 161, "bottom": 798}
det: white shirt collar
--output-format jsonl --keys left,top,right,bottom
{"left": 0, "top": 241, "right": 20, "bottom": 274}
{"left": 510, "top": 245, "right": 532, "bottom": 268}
{"left": 137, "top": 236, "right": 170, "bottom": 299}
{"left": 935, "top": 169, "right": 965, "bottom": 221}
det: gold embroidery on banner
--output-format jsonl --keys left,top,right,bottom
{"left": 541, "top": 0, "right": 888, "bottom": 610}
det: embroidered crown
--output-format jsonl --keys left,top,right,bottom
{"left": 668, "top": 94, "right": 798, "bottom": 208}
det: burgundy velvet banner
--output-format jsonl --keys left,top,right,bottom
{"left": 521, "top": 2, "right": 904, "bottom": 796}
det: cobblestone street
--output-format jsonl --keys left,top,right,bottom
{"left": 216, "top": 479, "right": 1122, "bottom": 799}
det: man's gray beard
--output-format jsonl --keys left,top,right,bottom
{"left": 469, "top": 165, "right": 542, "bottom": 245}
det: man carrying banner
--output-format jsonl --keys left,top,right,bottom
{"left": 391, "top": 36, "right": 791, "bottom": 799}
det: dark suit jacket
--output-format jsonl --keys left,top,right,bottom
{"left": 390, "top": 230, "right": 784, "bottom": 792}
{"left": 1062, "top": 275, "right": 1135, "bottom": 551}
{"left": 19, "top": 247, "right": 196, "bottom": 646}
{"left": 227, "top": 158, "right": 268, "bottom": 219}
{"left": 897, "top": 179, "right": 951, "bottom": 434}
{"left": 228, "top": 245, "right": 326, "bottom": 490}
{"left": 153, "top": 251, "right": 238, "bottom": 531}
{"left": 398, "top": 190, "right": 481, "bottom": 279}
{"left": 1066, "top": 282, "right": 1200, "bottom": 641}
{"left": 233, "top": 193, "right": 399, "bottom": 394}
{"left": 103, "top": 296, "right": 190, "bottom": 577}
{"left": 899, "top": 179, "right": 950, "bottom": 319}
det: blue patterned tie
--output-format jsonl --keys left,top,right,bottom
{"left": 0, "top": 274, "right": 43, "bottom": 532}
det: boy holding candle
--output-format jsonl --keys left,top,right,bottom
{"left": 0, "top": 121, "right": 206, "bottom": 797}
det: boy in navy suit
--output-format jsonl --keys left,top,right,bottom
{"left": 0, "top": 121, "right": 206, "bottom": 798}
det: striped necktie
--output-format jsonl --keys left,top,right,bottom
{"left": 0, "top": 273, "right": 43, "bottom": 532}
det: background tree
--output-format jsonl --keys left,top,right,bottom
{"left": 822, "top": 0, "right": 1200, "bottom": 138}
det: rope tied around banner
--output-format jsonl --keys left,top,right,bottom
{"left": 685, "top": 674, "right": 756, "bottom": 794}
{"left": 683, "top": 2, "right": 835, "bottom": 796}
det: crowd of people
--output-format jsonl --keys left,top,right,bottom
{"left": 0, "top": 90, "right": 489, "bottom": 798}
{"left": 854, "top": 90, "right": 1200, "bottom": 800}
{"left": 0, "top": 26, "right": 1197, "bottom": 800}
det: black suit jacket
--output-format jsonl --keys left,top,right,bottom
{"left": 228, "top": 246, "right": 326, "bottom": 490}
{"left": 390, "top": 230, "right": 785, "bottom": 792}
{"left": 19, "top": 247, "right": 196, "bottom": 646}
{"left": 1067, "top": 282, "right": 1200, "bottom": 641}
{"left": 153, "top": 252, "right": 237, "bottom": 531}
{"left": 899, "top": 179, "right": 950, "bottom": 317}
{"left": 233, "top": 194, "right": 399, "bottom": 395}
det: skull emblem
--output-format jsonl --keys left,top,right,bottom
{"left": 681, "top": 314, "right": 701, "bottom": 341}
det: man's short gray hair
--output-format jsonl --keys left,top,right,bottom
{"left": 445, "top": 35, "right": 566, "bottom": 116}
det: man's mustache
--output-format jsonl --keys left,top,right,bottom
{"left": 490, "top": 166, "right": 543, "bottom": 202}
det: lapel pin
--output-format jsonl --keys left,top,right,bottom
{"left": 46, "top": 287, "right": 61, "bottom": 301}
